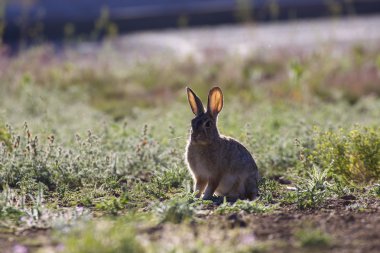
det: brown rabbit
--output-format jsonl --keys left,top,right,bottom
{"left": 185, "top": 86, "right": 260, "bottom": 201}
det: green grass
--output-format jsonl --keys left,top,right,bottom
{"left": 296, "top": 228, "right": 333, "bottom": 249}
{"left": 216, "top": 199, "right": 273, "bottom": 214}
{"left": 0, "top": 42, "right": 379, "bottom": 252}
{"left": 62, "top": 219, "right": 145, "bottom": 253}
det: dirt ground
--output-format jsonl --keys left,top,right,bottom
{"left": 236, "top": 198, "right": 380, "bottom": 253}
{"left": 143, "top": 197, "right": 380, "bottom": 253}
{"left": 1, "top": 197, "right": 378, "bottom": 253}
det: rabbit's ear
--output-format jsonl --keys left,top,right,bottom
{"left": 187, "top": 87, "right": 205, "bottom": 116}
{"left": 207, "top": 87, "right": 223, "bottom": 118}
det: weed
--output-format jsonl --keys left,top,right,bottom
{"left": 95, "top": 197, "right": 125, "bottom": 215}
{"left": 295, "top": 165, "right": 331, "bottom": 209}
{"left": 258, "top": 178, "right": 282, "bottom": 204}
{"left": 155, "top": 195, "right": 195, "bottom": 224}
{"left": 307, "top": 126, "right": 380, "bottom": 184}
{"left": 295, "top": 228, "right": 333, "bottom": 248}
{"left": 0, "top": 188, "right": 25, "bottom": 222}
{"left": 62, "top": 220, "right": 145, "bottom": 253}
{"left": 0, "top": 124, "right": 12, "bottom": 151}
{"left": 370, "top": 183, "right": 380, "bottom": 197}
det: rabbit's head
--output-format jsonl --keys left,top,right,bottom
{"left": 186, "top": 87, "right": 223, "bottom": 145}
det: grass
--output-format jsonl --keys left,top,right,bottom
{"left": 62, "top": 219, "right": 145, "bottom": 253}
{"left": 0, "top": 39, "right": 379, "bottom": 252}
{"left": 296, "top": 228, "right": 333, "bottom": 249}
{"left": 216, "top": 199, "right": 273, "bottom": 214}
{"left": 154, "top": 194, "right": 195, "bottom": 224}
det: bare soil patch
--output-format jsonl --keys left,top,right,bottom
{"left": 143, "top": 198, "right": 380, "bottom": 253}
{"left": 1, "top": 197, "right": 379, "bottom": 252}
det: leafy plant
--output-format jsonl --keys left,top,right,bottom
{"left": 95, "top": 197, "right": 125, "bottom": 215}
{"left": 258, "top": 178, "right": 282, "bottom": 204}
{"left": 0, "top": 124, "right": 12, "bottom": 151}
{"left": 155, "top": 195, "right": 195, "bottom": 224}
{"left": 308, "top": 127, "right": 380, "bottom": 184}
{"left": 295, "top": 165, "right": 330, "bottom": 209}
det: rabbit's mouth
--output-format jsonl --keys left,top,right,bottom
{"left": 193, "top": 140, "right": 210, "bottom": 145}
{"left": 191, "top": 135, "right": 211, "bottom": 145}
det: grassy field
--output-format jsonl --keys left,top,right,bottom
{"left": 0, "top": 38, "right": 379, "bottom": 253}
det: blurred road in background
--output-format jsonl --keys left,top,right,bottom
{"left": 70, "top": 15, "right": 380, "bottom": 65}
{"left": 4, "top": 0, "right": 380, "bottom": 47}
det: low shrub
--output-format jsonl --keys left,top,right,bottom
{"left": 295, "top": 228, "right": 333, "bottom": 248}
{"left": 306, "top": 126, "right": 380, "bottom": 184}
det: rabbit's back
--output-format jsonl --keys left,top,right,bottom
{"left": 219, "top": 136, "right": 258, "bottom": 173}
{"left": 215, "top": 137, "right": 259, "bottom": 198}
{"left": 187, "top": 136, "right": 259, "bottom": 199}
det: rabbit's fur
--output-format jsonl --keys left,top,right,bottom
{"left": 185, "top": 87, "right": 259, "bottom": 201}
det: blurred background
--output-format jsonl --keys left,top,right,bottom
{"left": 1, "top": 0, "right": 380, "bottom": 119}
{"left": 3, "top": 0, "right": 380, "bottom": 46}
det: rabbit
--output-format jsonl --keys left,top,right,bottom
{"left": 185, "top": 86, "right": 260, "bottom": 201}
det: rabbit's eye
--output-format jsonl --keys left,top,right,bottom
{"left": 204, "top": 121, "right": 211, "bottom": 128}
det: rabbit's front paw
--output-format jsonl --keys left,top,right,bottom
{"left": 202, "top": 194, "right": 213, "bottom": 201}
